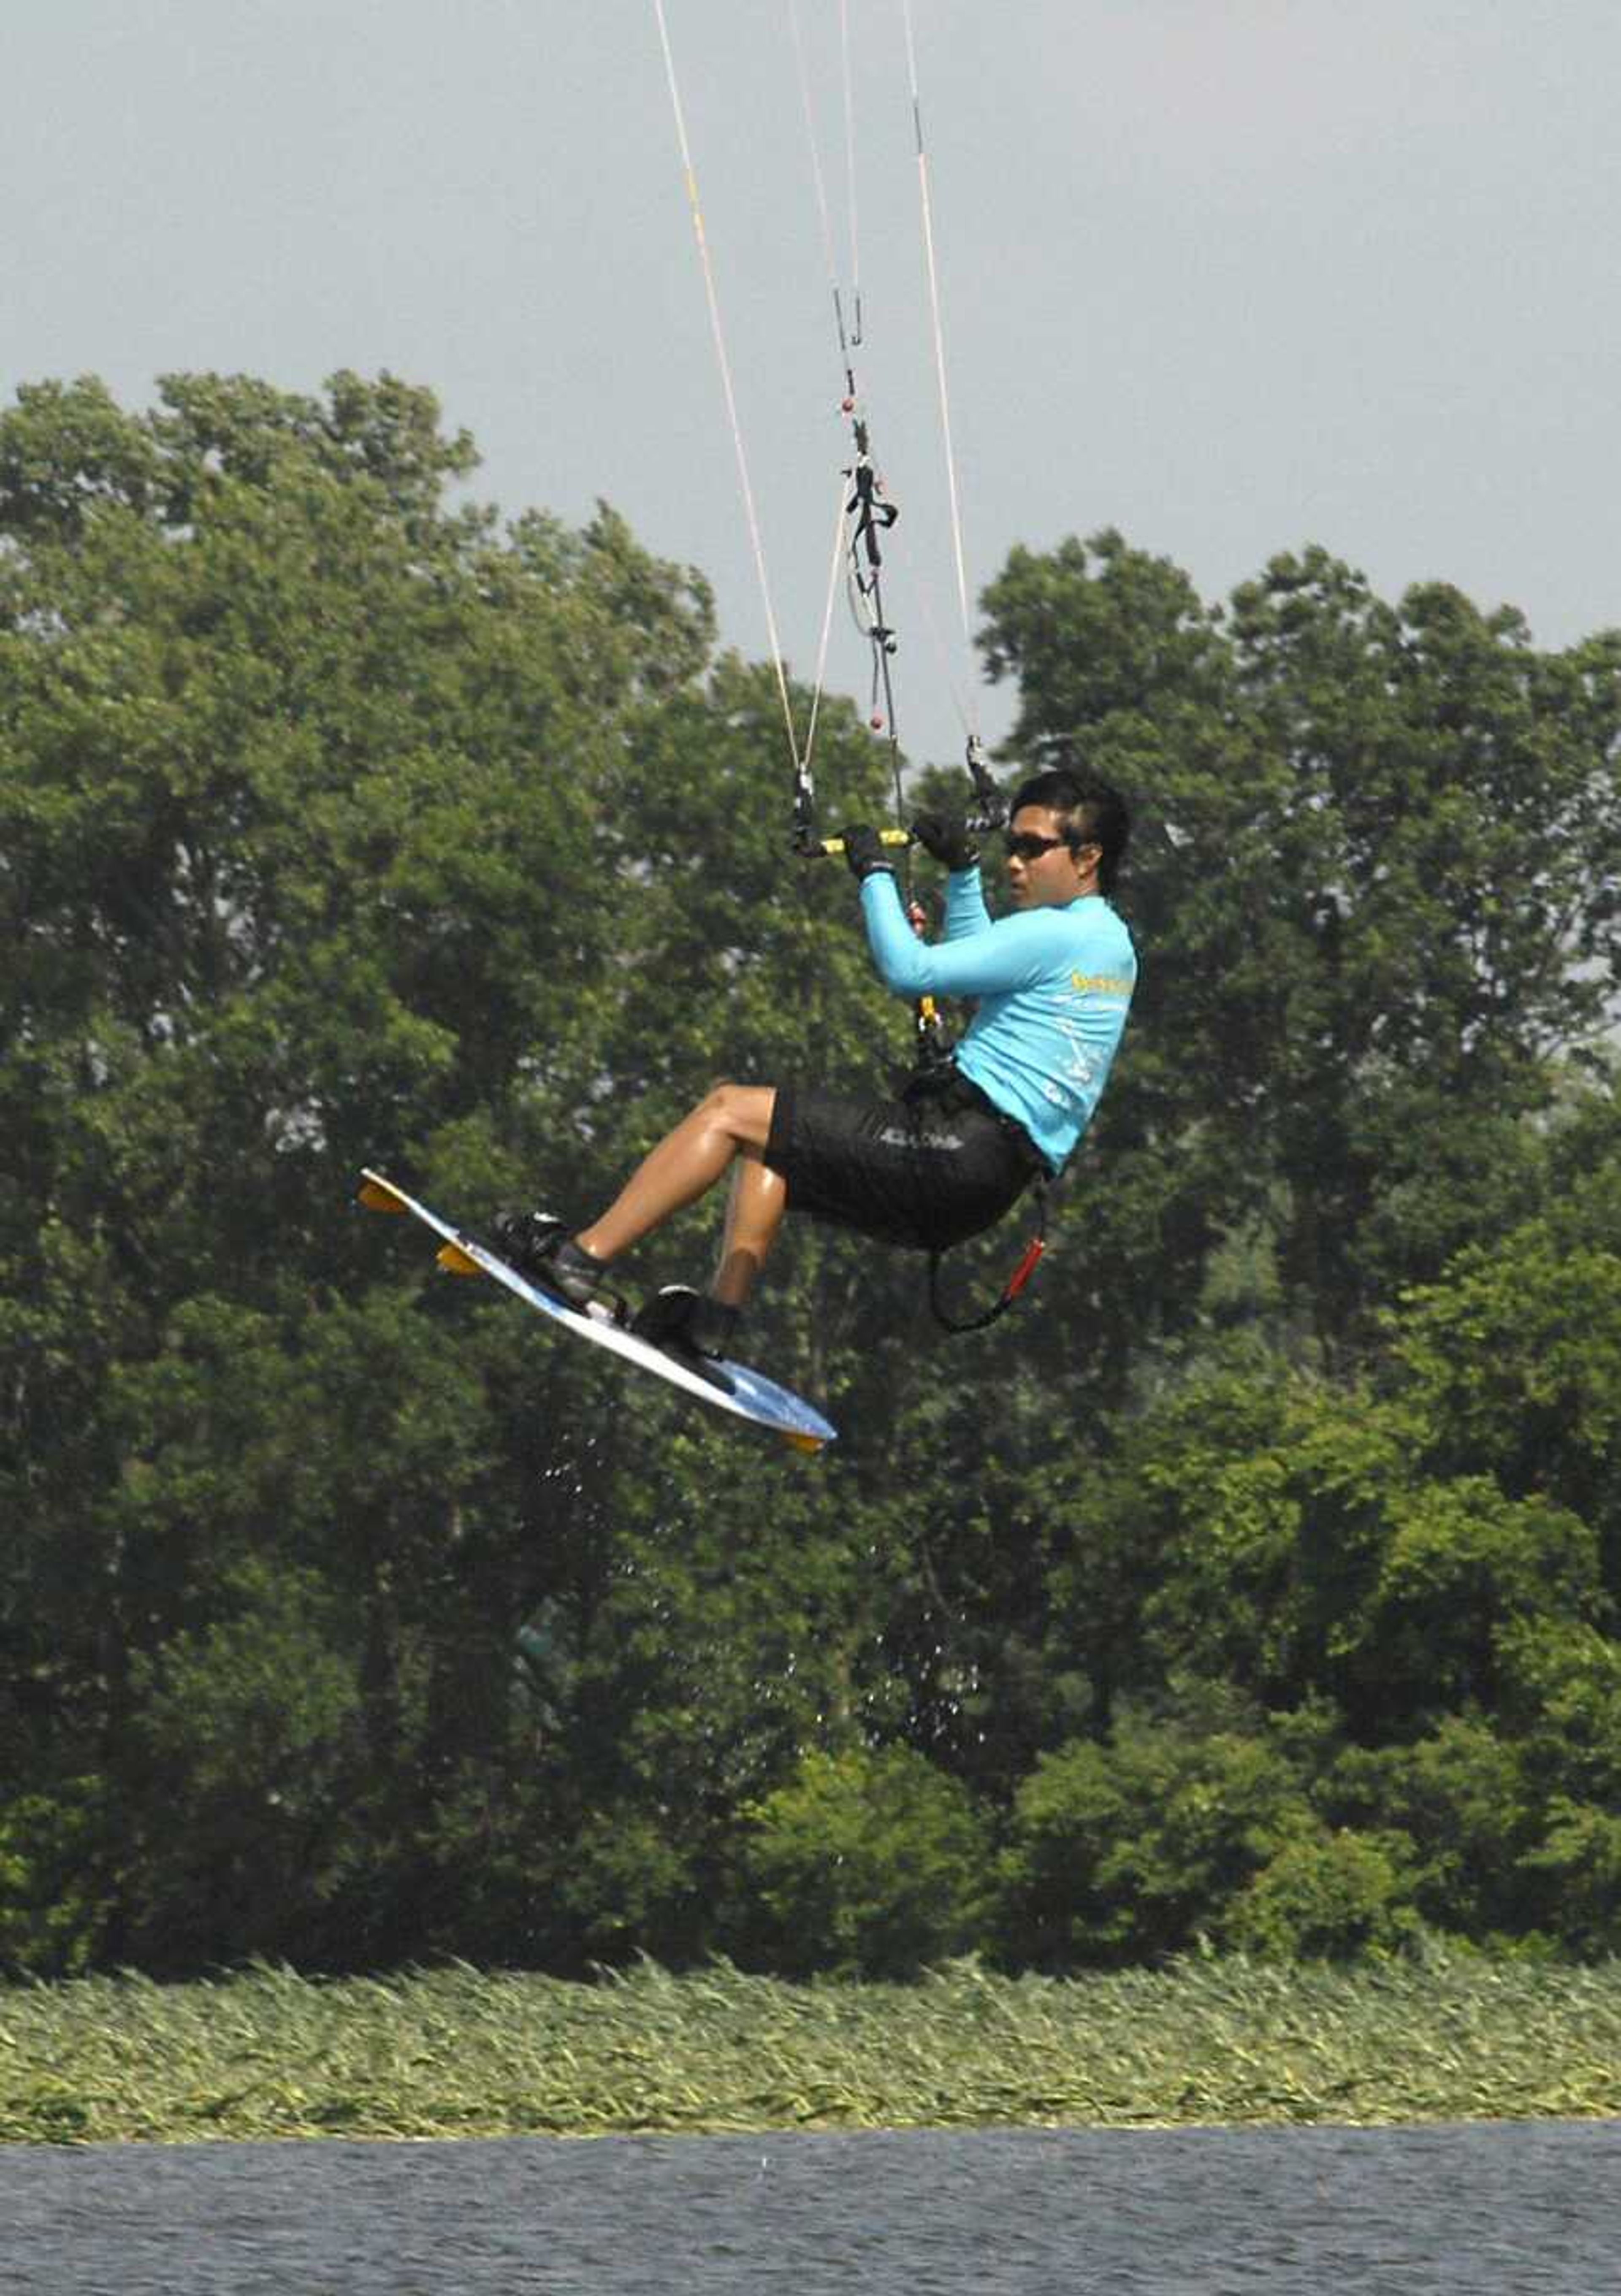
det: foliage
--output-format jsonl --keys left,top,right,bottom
{"left": 1323, "top": 1717, "right": 1537, "bottom": 1942}
{"left": 1219, "top": 1830, "right": 1422, "bottom": 1961}
{"left": 996, "top": 1698, "right": 1316, "bottom": 1966}
{"left": 120, "top": 1560, "right": 364, "bottom": 1968}
{"left": 731, "top": 1745, "right": 992, "bottom": 1978}
{"left": 981, "top": 531, "right": 1621, "bottom": 1362}
{"left": 0, "top": 1779, "right": 109, "bottom": 1974}
{"left": 7, "top": 1957, "right": 1621, "bottom": 2144}
{"left": 4, "top": 375, "right": 1621, "bottom": 1982}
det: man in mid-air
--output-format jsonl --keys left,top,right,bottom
{"left": 496, "top": 765, "right": 1136, "bottom": 1359}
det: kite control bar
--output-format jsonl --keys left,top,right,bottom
{"left": 808, "top": 826, "right": 914, "bottom": 859}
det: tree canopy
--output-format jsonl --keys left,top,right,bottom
{"left": 4, "top": 374, "right": 1620, "bottom": 1977}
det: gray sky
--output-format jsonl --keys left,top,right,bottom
{"left": 6, "top": 1, "right": 1619, "bottom": 782}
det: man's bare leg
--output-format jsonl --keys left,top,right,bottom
{"left": 712, "top": 1148, "right": 789, "bottom": 1309}
{"left": 575, "top": 1084, "right": 776, "bottom": 1265}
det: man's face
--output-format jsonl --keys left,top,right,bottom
{"left": 1004, "top": 805, "right": 1097, "bottom": 908}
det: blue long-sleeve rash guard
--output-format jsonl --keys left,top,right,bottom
{"left": 859, "top": 866, "right": 1137, "bottom": 1172}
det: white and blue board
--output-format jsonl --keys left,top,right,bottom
{"left": 358, "top": 1170, "right": 836, "bottom": 1453}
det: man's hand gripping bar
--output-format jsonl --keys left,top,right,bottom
{"left": 810, "top": 827, "right": 914, "bottom": 858}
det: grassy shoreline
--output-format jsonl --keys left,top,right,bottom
{"left": 5, "top": 1957, "right": 1620, "bottom": 2147}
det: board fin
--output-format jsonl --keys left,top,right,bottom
{"left": 359, "top": 1177, "right": 406, "bottom": 1214}
{"left": 436, "top": 1242, "right": 483, "bottom": 1277}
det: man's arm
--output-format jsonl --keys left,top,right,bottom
{"left": 859, "top": 874, "right": 1060, "bottom": 999}
{"left": 942, "top": 866, "right": 991, "bottom": 940}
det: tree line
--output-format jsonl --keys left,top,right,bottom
{"left": 3, "top": 372, "right": 1618, "bottom": 1978}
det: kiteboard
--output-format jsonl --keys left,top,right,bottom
{"left": 358, "top": 1169, "right": 836, "bottom": 1454}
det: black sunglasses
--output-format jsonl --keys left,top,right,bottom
{"left": 1003, "top": 829, "right": 1071, "bottom": 863}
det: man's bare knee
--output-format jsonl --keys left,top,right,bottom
{"left": 697, "top": 1081, "right": 741, "bottom": 1126}
{"left": 704, "top": 1082, "right": 775, "bottom": 1150}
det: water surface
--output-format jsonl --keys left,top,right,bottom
{"left": 4, "top": 2120, "right": 1616, "bottom": 2293}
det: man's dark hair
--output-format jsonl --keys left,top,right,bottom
{"left": 1010, "top": 768, "right": 1130, "bottom": 896}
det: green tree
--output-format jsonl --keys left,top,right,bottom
{"left": 1220, "top": 1828, "right": 1420, "bottom": 1961}
{"left": 1502, "top": 1622, "right": 1621, "bottom": 1954}
{"left": 10, "top": 369, "right": 1621, "bottom": 1982}
{"left": 732, "top": 1744, "right": 992, "bottom": 1978}
{"left": 0, "top": 369, "right": 929, "bottom": 1973}
{"left": 0, "top": 371, "right": 723, "bottom": 1964}
{"left": 121, "top": 1561, "right": 363, "bottom": 1969}
{"left": 1324, "top": 1717, "right": 1537, "bottom": 1942}
{"left": 1390, "top": 1130, "right": 1621, "bottom": 1588}
{"left": 997, "top": 1695, "right": 1317, "bottom": 1967}
{"left": 982, "top": 533, "right": 1621, "bottom": 1365}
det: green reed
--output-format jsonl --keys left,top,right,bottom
{"left": 5, "top": 1955, "right": 1619, "bottom": 2145}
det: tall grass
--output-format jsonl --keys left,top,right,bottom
{"left": 5, "top": 1957, "right": 1619, "bottom": 2145}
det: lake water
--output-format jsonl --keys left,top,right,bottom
{"left": 3, "top": 2120, "right": 1616, "bottom": 2293}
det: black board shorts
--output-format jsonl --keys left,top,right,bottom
{"left": 764, "top": 1072, "right": 1047, "bottom": 1254}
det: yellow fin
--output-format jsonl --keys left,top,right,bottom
{"left": 359, "top": 1178, "right": 405, "bottom": 1213}
{"left": 436, "top": 1243, "right": 484, "bottom": 1277}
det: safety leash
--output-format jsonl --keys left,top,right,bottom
{"left": 927, "top": 1183, "right": 1049, "bottom": 1335}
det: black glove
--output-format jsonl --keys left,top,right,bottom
{"left": 840, "top": 823, "right": 893, "bottom": 884}
{"left": 910, "top": 811, "right": 979, "bottom": 871}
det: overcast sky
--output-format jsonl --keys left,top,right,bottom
{"left": 7, "top": 1, "right": 1619, "bottom": 782}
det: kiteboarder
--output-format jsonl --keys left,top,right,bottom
{"left": 491, "top": 766, "right": 1136, "bottom": 1361}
